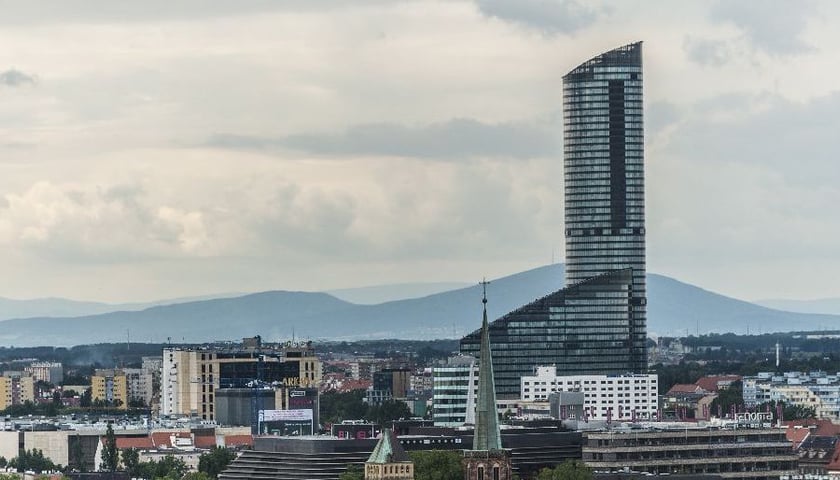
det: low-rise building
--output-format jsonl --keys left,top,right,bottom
{"left": 582, "top": 423, "right": 797, "bottom": 479}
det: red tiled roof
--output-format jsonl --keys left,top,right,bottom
{"left": 785, "top": 419, "right": 840, "bottom": 437}
{"left": 786, "top": 427, "right": 811, "bottom": 449}
{"left": 194, "top": 435, "right": 218, "bottom": 449}
{"left": 667, "top": 384, "right": 705, "bottom": 395}
{"left": 224, "top": 435, "right": 253, "bottom": 447}
{"left": 695, "top": 375, "right": 741, "bottom": 393}
{"left": 113, "top": 436, "right": 154, "bottom": 450}
{"left": 825, "top": 441, "right": 840, "bottom": 471}
{"left": 150, "top": 431, "right": 192, "bottom": 448}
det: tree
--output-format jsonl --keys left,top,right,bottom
{"left": 121, "top": 448, "right": 140, "bottom": 477}
{"left": 410, "top": 450, "right": 463, "bottom": 480}
{"left": 183, "top": 473, "right": 212, "bottom": 480}
{"left": 536, "top": 460, "right": 593, "bottom": 480}
{"left": 710, "top": 381, "right": 743, "bottom": 416}
{"left": 366, "top": 400, "right": 411, "bottom": 427}
{"left": 9, "top": 448, "right": 59, "bottom": 474}
{"left": 197, "top": 447, "right": 236, "bottom": 479}
{"left": 80, "top": 388, "right": 92, "bottom": 408}
{"left": 100, "top": 422, "right": 119, "bottom": 472}
{"left": 339, "top": 464, "right": 364, "bottom": 480}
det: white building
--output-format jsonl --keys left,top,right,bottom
{"left": 521, "top": 366, "right": 658, "bottom": 421}
{"left": 25, "top": 362, "right": 63, "bottom": 384}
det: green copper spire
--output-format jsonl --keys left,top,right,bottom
{"left": 473, "top": 279, "right": 502, "bottom": 451}
{"left": 367, "top": 428, "right": 410, "bottom": 464}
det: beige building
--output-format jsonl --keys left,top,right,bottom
{"left": 162, "top": 341, "right": 322, "bottom": 420}
{"left": 0, "top": 373, "right": 35, "bottom": 409}
{"left": 91, "top": 369, "right": 128, "bottom": 409}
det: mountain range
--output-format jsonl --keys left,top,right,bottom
{"left": 0, "top": 264, "right": 838, "bottom": 347}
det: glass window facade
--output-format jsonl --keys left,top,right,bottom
{"left": 460, "top": 43, "right": 647, "bottom": 398}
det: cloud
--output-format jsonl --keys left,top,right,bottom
{"left": 475, "top": 0, "right": 599, "bottom": 35}
{"left": 0, "top": 69, "right": 36, "bottom": 87}
{"left": 209, "top": 118, "right": 559, "bottom": 160}
{"left": 0, "top": 1, "right": 390, "bottom": 25}
{"left": 683, "top": 37, "right": 732, "bottom": 66}
{"left": 710, "top": 0, "right": 816, "bottom": 56}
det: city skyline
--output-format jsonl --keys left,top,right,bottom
{"left": 0, "top": 1, "right": 838, "bottom": 303}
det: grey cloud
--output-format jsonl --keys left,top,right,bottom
{"left": 646, "top": 101, "right": 680, "bottom": 135}
{"left": 668, "top": 91, "right": 840, "bottom": 186}
{"left": 710, "top": 0, "right": 815, "bottom": 55}
{"left": 683, "top": 37, "right": 732, "bottom": 66}
{"left": 0, "top": 1, "right": 390, "bottom": 25}
{"left": 0, "top": 69, "right": 36, "bottom": 87}
{"left": 475, "top": 0, "right": 599, "bottom": 35}
{"left": 210, "top": 118, "right": 560, "bottom": 160}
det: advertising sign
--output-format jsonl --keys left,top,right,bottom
{"left": 259, "top": 409, "right": 313, "bottom": 422}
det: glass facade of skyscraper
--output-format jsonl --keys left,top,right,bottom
{"left": 460, "top": 43, "right": 647, "bottom": 398}
{"left": 563, "top": 42, "right": 647, "bottom": 373}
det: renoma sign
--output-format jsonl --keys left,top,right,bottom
{"left": 735, "top": 412, "right": 773, "bottom": 424}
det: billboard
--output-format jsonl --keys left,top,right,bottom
{"left": 259, "top": 409, "right": 313, "bottom": 422}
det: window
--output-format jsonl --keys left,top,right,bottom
{"left": 478, "top": 467, "right": 485, "bottom": 480}
{"left": 493, "top": 466, "right": 500, "bottom": 480}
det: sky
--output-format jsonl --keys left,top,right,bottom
{"left": 0, "top": 0, "right": 838, "bottom": 303}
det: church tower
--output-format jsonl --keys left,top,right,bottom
{"left": 463, "top": 281, "right": 512, "bottom": 480}
{"left": 364, "top": 428, "right": 414, "bottom": 480}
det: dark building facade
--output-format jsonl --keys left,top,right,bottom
{"left": 218, "top": 427, "right": 582, "bottom": 480}
{"left": 461, "top": 42, "right": 647, "bottom": 397}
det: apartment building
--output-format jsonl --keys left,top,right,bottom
{"left": 91, "top": 369, "right": 128, "bottom": 409}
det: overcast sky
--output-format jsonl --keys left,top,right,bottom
{"left": 0, "top": 0, "right": 837, "bottom": 303}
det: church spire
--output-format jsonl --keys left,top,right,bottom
{"left": 473, "top": 279, "right": 502, "bottom": 451}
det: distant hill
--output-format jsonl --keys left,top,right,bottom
{"left": 0, "top": 293, "right": 244, "bottom": 321}
{"left": 327, "top": 282, "right": 471, "bottom": 304}
{"left": 0, "top": 264, "right": 838, "bottom": 346}
{"left": 755, "top": 298, "right": 840, "bottom": 316}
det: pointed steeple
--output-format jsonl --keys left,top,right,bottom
{"left": 473, "top": 279, "right": 502, "bottom": 451}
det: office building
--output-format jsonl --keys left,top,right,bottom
{"left": 582, "top": 425, "right": 796, "bottom": 479}
{"left": 521, "top": 366, "right": 658, "bottom": 421}
{"left": 432, "top": 355, "right": 478, "bottom": 426}
{"left": 161, "top": 340, "right": 321, "bottom": 420}
{"left": 461, "top": 42, "right": 647, "bottom": 397}
{"left": 563, "top": 41, "right": 647, "bottom": 372}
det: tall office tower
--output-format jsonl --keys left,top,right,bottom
{"left": 460, "top": 42, "right": 647, "bottom": 397}
{"left": 563, "top": 41, "right": 647, "bottom": 372}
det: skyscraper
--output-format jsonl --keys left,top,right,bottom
{"left": 563, "top": 41, "right": 647, "bottom": 372}
{"left": 461, "top": 42, "right": 647, "bottom": 397}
